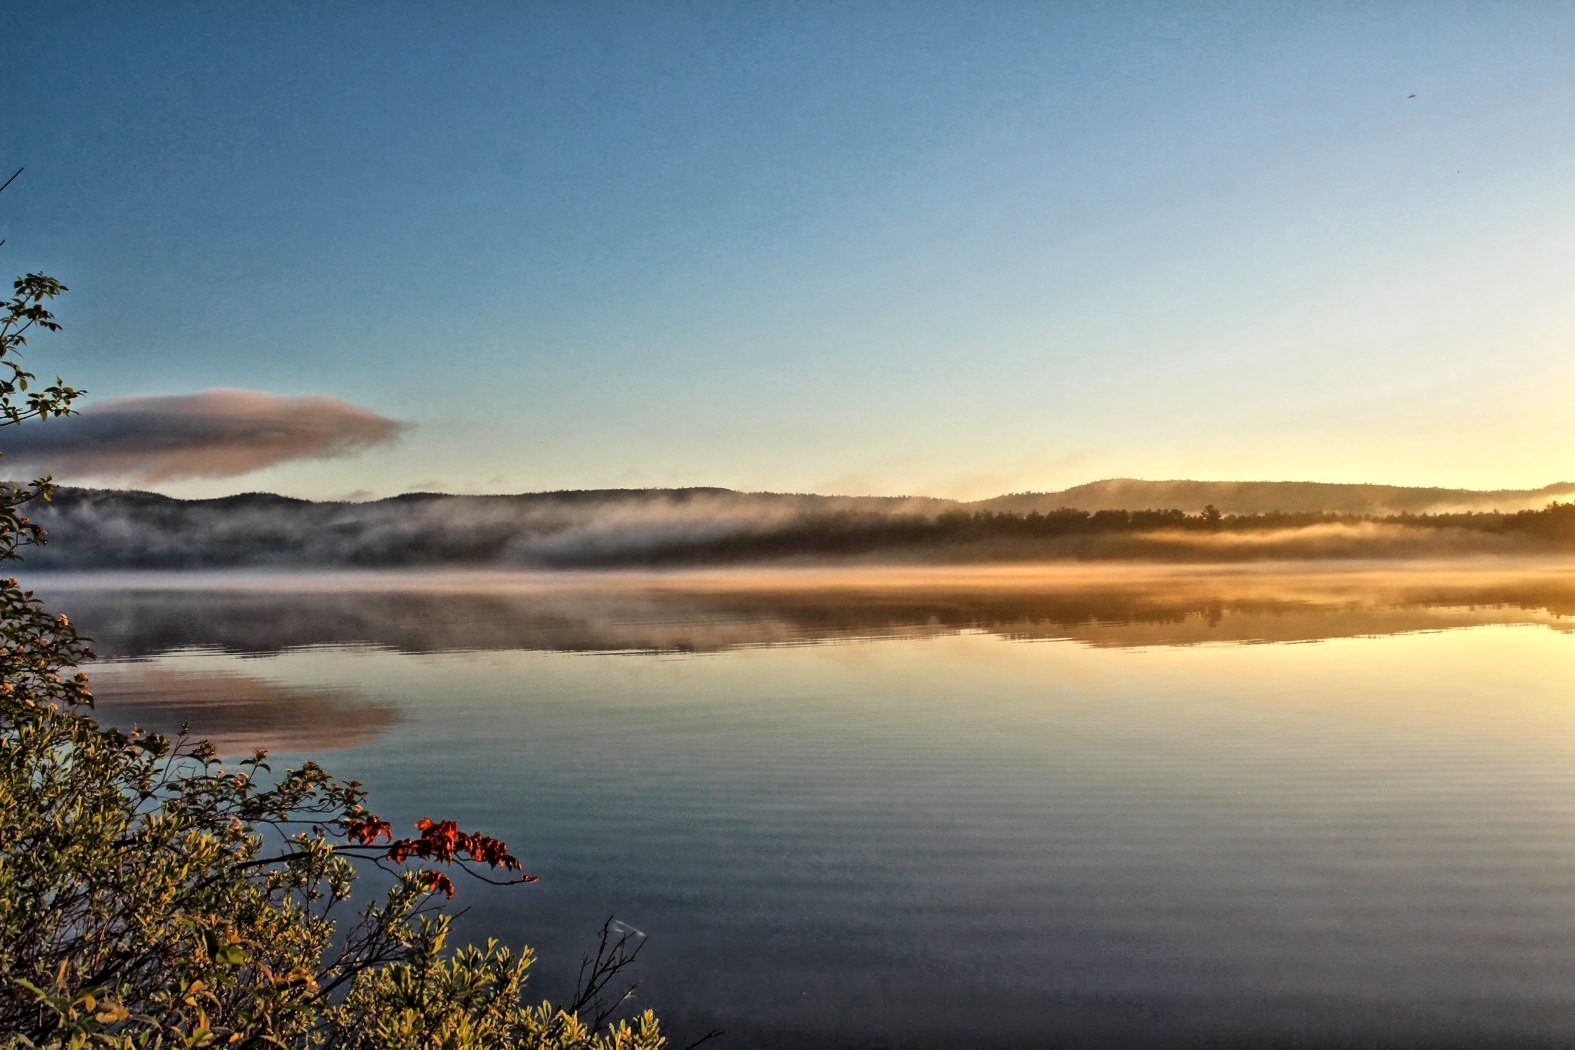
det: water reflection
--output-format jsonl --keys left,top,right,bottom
{"left": 31, "top": 561, "right": 1575, "bottom": 660}
{"left": 86, "top": 662, "right": 398, "bottom": 754}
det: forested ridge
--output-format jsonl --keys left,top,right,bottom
{"left": 22, "top": 486, "right": 1575, "bottom": 568}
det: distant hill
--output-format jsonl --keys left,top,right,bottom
{"left": 972, "top": 479, "right": 1575, "bottom": 517}
{"left": 20, "top": 486, "right": 956, "bottom": 569}
{"left": 14, "top": 480, "right": 1575, "bottom": 570}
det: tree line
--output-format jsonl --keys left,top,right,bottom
{"left": 545, "top": 502, "right": 1575, "bottom": 566}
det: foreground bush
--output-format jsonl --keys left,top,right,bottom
{"left": 0, "top": 273, "right": 664, "bottom": 1049}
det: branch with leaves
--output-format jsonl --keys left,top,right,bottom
{"left": 0, "top": 273, "right": 83, "bottom": 427}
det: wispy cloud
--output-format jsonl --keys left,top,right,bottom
{"left": 1, "top": 389, "right": 409, "bottom": 483}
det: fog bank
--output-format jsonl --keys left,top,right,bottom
{"left": 18, "top": 485, "right": 1575, "bottom": 570}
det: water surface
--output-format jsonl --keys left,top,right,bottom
{"left": 33, "top": 563, "right": 1575, "bottom": 1048}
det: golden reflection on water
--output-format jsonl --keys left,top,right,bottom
{"left": 37, "top": 559, "right": 1575, "bottom": 756}
{"left": 32, "top": 559, "right": 1575, "bottom": 656}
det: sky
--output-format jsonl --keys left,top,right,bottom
{"left": 3, "top": 3, "right": 1573, "bottom": 501}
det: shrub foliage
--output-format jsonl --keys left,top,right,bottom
{"left": 0, "top": 274, "right": 664, "bottom": 1049}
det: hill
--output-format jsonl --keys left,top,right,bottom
{"left": 15, "top": 480, "right": 1575, "bottom": 570}
{"left": 972, "top": 479, "right": 1575, "bottom": 517}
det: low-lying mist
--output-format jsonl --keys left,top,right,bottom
{"left": 20, "top": 487, "right": 1575, "bottom": 570}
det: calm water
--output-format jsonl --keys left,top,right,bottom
{"left": 31, "top": 563, "right": 1575, "bottom": 1049}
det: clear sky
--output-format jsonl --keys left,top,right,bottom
{"left": 4, "top": 3, "right": 1573, "bottom": 501}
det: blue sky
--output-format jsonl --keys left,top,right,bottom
{"left": 4, "top": 3, "right": 1573, "bottom": 500}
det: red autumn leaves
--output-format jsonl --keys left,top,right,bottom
{"left": 344, "top": 814, "right": 537, "bottom": 899}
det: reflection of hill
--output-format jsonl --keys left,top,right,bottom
{"left": 37, "top": 564, "right": 1575, "bottom": 659}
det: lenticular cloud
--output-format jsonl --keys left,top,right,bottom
{"left": 1, "top": 389, "right": 409, "bottom": 483}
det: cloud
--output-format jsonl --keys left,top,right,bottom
{"left": 1, "top": 389, "right": 410, "bottom": 483}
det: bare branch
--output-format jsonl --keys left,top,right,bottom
{"left": 568, "top": 916, "right": 650, "bottom": 1033}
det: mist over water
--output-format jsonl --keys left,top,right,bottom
{"left": 25, "top": 486, "right": 1575, "bottom": 570}
{"left": 35, "top": 564, "right": 1575, "bottom": 1048}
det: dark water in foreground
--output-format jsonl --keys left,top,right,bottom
{"left": 31, "top": 563, "right": 1575, "bottom": 1048}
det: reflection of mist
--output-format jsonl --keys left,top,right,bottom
{"left": 34, "top": 563, "right": 1575, "bottom": 659}
{"left": 86, "top": 662, "right": 399, "bottom": 755}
